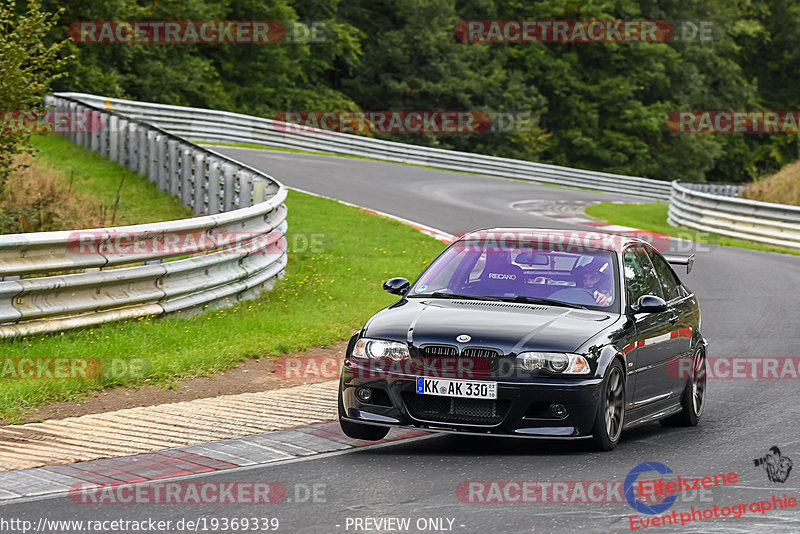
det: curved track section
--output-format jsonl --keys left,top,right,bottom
{"left": 6, "top": 148, "right": 800, "bottom": 532}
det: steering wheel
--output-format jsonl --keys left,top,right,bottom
{"left": 548, "top": 287, "right": 600, "bottom": 306}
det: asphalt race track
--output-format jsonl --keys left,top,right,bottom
{"left": 4, "top": 149, "right": 800, "bottom": 533}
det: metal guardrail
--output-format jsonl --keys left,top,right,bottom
{"left": 58, "top": 93, "right": 800, "bottom": 251}
{"left": 57, "top": 92, "right": 673, "bottom": 200}
{"left": 0, "top": 95, "right": 288, "bottom": 337}
{"left": 5, "top": 94, "right": 793, "bottom": 339}
{"left": 668, "top": 181, "right": 800, "bottom": 249}
{"left": 679, "top": 183, "right": 745, "bottom": 197}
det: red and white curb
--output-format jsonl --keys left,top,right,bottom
{"left": 511, "top": 199, "right": 693, "bottom": 252}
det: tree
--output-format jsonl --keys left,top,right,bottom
{"left": 0, "top": 0, "right": 71, "bottom": 193}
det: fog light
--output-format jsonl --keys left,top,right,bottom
{"left": 356, "top": 387, "right": 373, "bottom": 403}
{"left": 550, "top": 403, "right": 567, "bottom": 418}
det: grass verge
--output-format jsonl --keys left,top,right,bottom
{"left": 29, "top": 134, "right": 191, "bottom": 225}
{"left": 742, "top": 160, "right": 800, "bottom": 206}
{"left": 0, "top": 188, "right": 446, "bottom": 422}
{"left": 585, "top": 202, "right": 800, "bottom": 256}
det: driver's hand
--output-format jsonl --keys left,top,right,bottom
{"left": 593, "top": 291, "right": 611, "bottom": 306}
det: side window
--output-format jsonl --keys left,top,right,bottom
{"left": 623, "top": 245, "right": 664, "bottom": 305}
{"left": 417, "top": 248, "right": 467, "bottom": 292}
{"left": 646, "top": 247, "right": 681, "bottom": 301}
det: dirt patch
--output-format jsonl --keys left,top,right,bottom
{"left": 11, "top": 341, "right": 348, "bottom": 425}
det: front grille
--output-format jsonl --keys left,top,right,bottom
{"left": 420, "top": 345, "right": 458, "bottom": 357}
{"left": 414, "top": 345, "right": 503, "bottom": 376}
{"left": 402, "top": 392, "right": 510, "bottom": 425}
{"left": 462, "top": 347, "right": 500, "bottom": 359}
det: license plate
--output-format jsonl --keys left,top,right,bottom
{"left": 416, "top": 377, "right": 497, "bottom": 399}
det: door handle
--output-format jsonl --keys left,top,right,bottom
{"left": 668, "top": 314, "right": 679, "bottom": 325}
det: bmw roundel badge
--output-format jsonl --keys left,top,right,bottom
{"left": 456, "top": 334, "right": 471, "bottom": 343}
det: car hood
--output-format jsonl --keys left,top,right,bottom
{"left": 364, "top": 298, "right": 619, "bottom": 354}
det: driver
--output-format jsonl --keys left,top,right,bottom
{"left": 575, "top": 257, "right": 613, "bottom": 306}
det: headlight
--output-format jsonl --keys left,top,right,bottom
{"left": 352, "top": 338, "right": 409, "bottom": 360}
{"left": 516, "top": 352, "right": 590, "bottom": 375}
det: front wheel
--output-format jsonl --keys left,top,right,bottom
{"left": 589, "top": 360, "right": 625, "bottom": 451}
{"left": 338, "top": 389, "right": 390, "bottom": 441}
{"left": 660, "top": 347, "right": 706, "bottom": 427}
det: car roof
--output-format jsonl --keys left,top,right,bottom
{"left": 455, "top": 227, "right": 646, "bottom": 253}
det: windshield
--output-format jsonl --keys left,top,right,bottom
{"left": 409, "top": 240, "right": 619, "bottom": 311}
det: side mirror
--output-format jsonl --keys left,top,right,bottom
{"left": 632, "top": 295, "right": 668, "bottom": 314}
{"left": 383, "top": 277, "right": 410, "bottom": 296}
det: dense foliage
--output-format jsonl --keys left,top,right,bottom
{"left": 0, "top": 0, "right": 70, "bottom": 193}
{"left": 21, "top": 0, "right": 800, "bottom": 182}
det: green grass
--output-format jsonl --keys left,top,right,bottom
{"left": 0, "top": 189, "right": 446, "bottom": 422}
{"left": 585, "top": 202, "right": 800, "bottom": 256}
{"left": 30, "top": 134, "right": 191, "bottom": 225}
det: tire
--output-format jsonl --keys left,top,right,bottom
{"left": 338, "top": 389, "right": 390, "bottom": 441}
{"left": 589, "top": 360, "right": 625, "bottom": 451}
{"left": 660, "top": 347, "right": 706, "bottom": 427}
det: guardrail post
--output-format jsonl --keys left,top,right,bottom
{"left": 181, "top": 146, "right": 194, "bottom": 208}
{"left": 128, "top": 122, "right": 138, "bottom": 173}
{"left": 251, "top": 177, "right": 266, "bottom": 205}
{"left": 75, "top": 104, "right": 86, "bottom": 147}
{"left": 168, "top": 140, "right": 180, "bottom": 196}
{"left": 83, "top": 106, "right": 93, "bottom": 150}
{"left": 98, "top": 111, "right": 108, "bottom": 156}
{"left": 148, "top": 132, "right": 159, "bottom": 183}
{"left": 108, "top": 115, "right": 119, "bottom": 161}
{"left": 90, "top": 112, "right": 101, "bottom": 153}
{"left": 68, "top": 101, "right": 78, "bottom": 144}
{"left": 156, "top": 135, "right": 168, "bottom": 191}
{"left": 238, "top": 171, "right": 253, "bottom": 207}
{"left": 206, "top": 157, "right": 222, "bottom": 215}
{"left": 222, "top": 164, "right": 237, "bottom": 211}
{"left": 137, "top": 127, "right": 148, "bottom": 177}
{"left": 193, "top": 152, "right": 207, "bottom": 215}
{"left": 116, "top": 118, "right": 128, "bottom": 167}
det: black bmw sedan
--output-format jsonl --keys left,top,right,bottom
{"left": 338, "top": 228, "right": 706, "bottom": 450}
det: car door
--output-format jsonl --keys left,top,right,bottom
{"left": 644, "top": 244, "right": 697, "bottom": 396}
{"left": 623, "top": 244, "right": 678, "bottom": 409}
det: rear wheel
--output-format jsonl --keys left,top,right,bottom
{"left": 338, "top": 389, "right": 390, "bottom": 441}
{"left": 589, "top": 360, "right": 625, "bottom": 451}
{"left": 661, "top": 347, "right": 706, "bottom": 427}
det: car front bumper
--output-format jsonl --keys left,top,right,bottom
{"left": 339, "top": 363, "right": 604, "bottom": 439}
